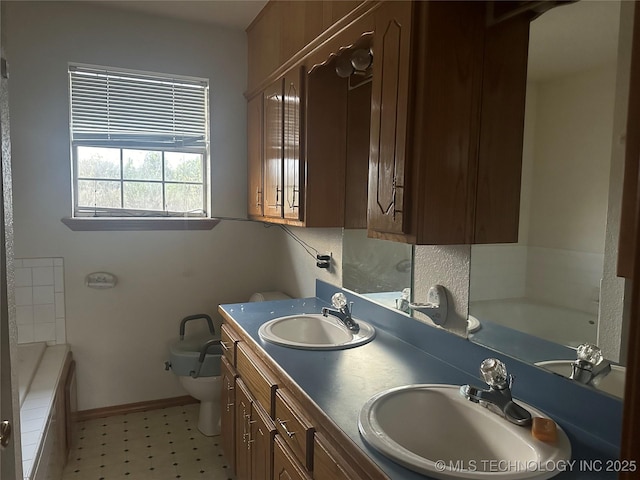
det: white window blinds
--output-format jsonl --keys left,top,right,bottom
{"left": 69, "top": 64, "right": 208, "bottom": 149}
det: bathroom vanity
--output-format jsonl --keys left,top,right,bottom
{"left": 218, "top": 281, "right": 622, "bottom": 480}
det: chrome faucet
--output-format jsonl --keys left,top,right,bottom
{"left": 460, "top": 358, "right": 532, "bottom": 427}
{"left": 322, "top": 293, "right": 360, "bottom": 332}
{"left": 570, "top": 343, "right": 612, "bottom": 387}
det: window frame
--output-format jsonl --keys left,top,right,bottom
{"left": 68, "top": 63, "right": 211, "bottom": 220}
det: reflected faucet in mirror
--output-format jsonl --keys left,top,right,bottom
{"left": 570, "top": 343, "right": 612, "bottom": 387}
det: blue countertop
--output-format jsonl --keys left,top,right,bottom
{"left": 219, "top": 281, "right": 623, "bottom": 480}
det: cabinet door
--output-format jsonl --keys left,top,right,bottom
{"left": 250, "top": 403, "right": 276, "bottom": 480}
{"left": 368, "top": 1, "right": 413, "bottom": 235}
{"left": 221, "top": 357, "right": 237, "bottom": 474}
{"left": 313, "top": 433, "right": 362, "bottom": 480}
{"left": 235, "top": 379, "right": 253, "bottom": 480}
{"left": 264, "top": 79, "right": 284, "bottom": 218}
{"left": 283, "top": 67, "right": 304, "bottom": 221}
{"left": 273, "top": 435, "right": 311, "bottom": 480}
{"left": 248, "top": 94, "right": 264, "bottom": 218}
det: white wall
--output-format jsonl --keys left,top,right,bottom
{"left": 471, "top": 66, "right": 616, "bottom": 319}
{"left": 528, "top": 66, "right": 615, "bottom": 253}
{"left": 276, "top": 227, "right": 343, "bottom": 299}
{"left": 5, "top": 1, "right": 285, "bottom": 410}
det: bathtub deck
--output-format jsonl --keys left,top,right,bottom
{"left": 18, "top": 343, "right": 47, "bottom": 407}
{"left": 20, "top": 344, "right": 69, "bottom": 479}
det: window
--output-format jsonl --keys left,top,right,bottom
{"left": 69, "top": 64, "right": 209, "bottom": 218}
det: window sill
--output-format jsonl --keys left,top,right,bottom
{"left": 61, "top": 217, "right": 221, "bottom": 231}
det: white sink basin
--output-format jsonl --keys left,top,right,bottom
{"left": 536, "top": 361, "right": 626, "bottom": 399}
{"left": 359, "top": 385, "right": 571, "bottom": 480}
{"left": 258, "top": 314, "right": 375, "bottom": 350}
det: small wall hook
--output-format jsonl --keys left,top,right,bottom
{"left": 409, "top": 285, "right": 448, "bottom": 326}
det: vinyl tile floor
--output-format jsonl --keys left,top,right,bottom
{"left": 62, "top": 403, "right": 234, "bottom": 480}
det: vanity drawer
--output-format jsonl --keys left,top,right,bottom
{"left": 236, "top": 342, "right": 278, "bottom": 416}
{"left": 274, "top": 389, "right": 314, "bottom": 471}
{"left": 221, "top": 323, "right": 240, "bottom": 366}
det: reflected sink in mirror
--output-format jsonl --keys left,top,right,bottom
{"left": 536, "top": 361, "right": 626, "bottom": 399}
{"left": 258, "top": 314, "right": 375, "bottom": 350}
{"left": 359, "top": 385, "right": 571, "bottom": 480}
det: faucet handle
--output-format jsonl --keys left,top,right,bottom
{"left": 331, "top": 292, "right": 348, "bottom": 309}
{"left": 576, "top": 343, "right": 604, "bottom": 366}
{"left": 480, "top": 358, "right": 510, "bottom": 390}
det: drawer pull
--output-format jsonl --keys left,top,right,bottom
{"left": 225, "top": 401, "right": 234, "bottom": 412}
{"left": 277, "top": 417, "right": 296, "bottom": 438}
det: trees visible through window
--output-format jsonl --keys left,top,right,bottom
{"left": 69, "top": 64, "right": 209, "bottom": 217}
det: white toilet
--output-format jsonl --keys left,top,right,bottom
{"left": 165, "top": 314, "right": 222, "bottom": 436}
{"left": 178, "top": 375, "right": 222, "bottom": 436}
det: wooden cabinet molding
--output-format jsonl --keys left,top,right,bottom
{"left": 246, "top": 1, "right": 380, "bottom": 98}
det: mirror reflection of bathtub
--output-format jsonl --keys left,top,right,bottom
{"left": 470, "top": 298, "right": 597, "bottom": 348}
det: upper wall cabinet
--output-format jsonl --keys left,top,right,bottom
{"left": 247, "top": 0, "right": 533, "bottom": 241}
{"left": 246, "top": 0, "right": 365, "bottom": 94}
{"left": 367, "top": 1, "right": 531, "bottom": 244}
{"left": 248, "top": 63, "right": 348, "bottom": 227}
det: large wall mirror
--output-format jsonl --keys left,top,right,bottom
{"left": 468, "top": 0, "right": 628, "bottom": 397}
{"left": 342, "top": 229, "right": 413, "bottom": 312}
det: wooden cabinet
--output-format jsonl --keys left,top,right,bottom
{"left": 274, "top": 390, "right": 314, "bottom": 470}
{"left": 250, "top": 397, "right": 276, "bottom": 480}
{"left": 248, "top": 94, "right": 264, "bottom": 218}
{"left": 252, "top": 67, "right": 304, "bottom": 222}
{"left": 220, "top": 321, "right": 385, "bottom": 480}
{"left": 221, "top": 323, "right": 240, "bottom": 367}
{"left": 248, "top": 1, "right": 531, "bottom": 243}
{"left": 248, "top": 62, "right": 349, "bottom": 227}
{"left": 235, "top": 378, "right": 277, "bottom": 480}
{"left": 247, "top": 1, "right": 282, "bottom": 94}
{"left": 221, "top": 357, "right": 237, "bottom": 472}
{"left": 263, "top": 78, "right": 284, "bottom": 219}
{"left": 283, "top": 68, "right": 303, "bottom": 220}
{"left": 247, "top": 0, "right": 365, "bottom": 93}
{"left": 274, "top": 435, "right": 312, "bottom": 480}
{"left": 367, "top": 1, "right": 413, "bottom": 236}
{"left": 314, "top": 432, "right": 363, "bottom": 480}
{"left": 368, "top": 1, "right": 531, "bottom": 244}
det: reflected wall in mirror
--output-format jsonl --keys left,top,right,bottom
{"left": 342, "top": 229, "right": 413, "bottom": 313}
{"left": 469, "top": 0, "right": 628, "bottom": 377}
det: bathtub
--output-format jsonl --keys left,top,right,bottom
{"left": 469, "top": 298, "right": 598, "bottom": 348}
{"left": 17, "top": 342, "right": 71, "bottom": 480}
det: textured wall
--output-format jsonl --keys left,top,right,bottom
{"left": 413, "top": 245, "right": 471, "bottom": 338}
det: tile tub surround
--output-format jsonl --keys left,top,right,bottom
{"left": 219, "top": 281, "right": 622, "bottom": 480}
{"left": 15, "top": 257, "right": 66, "bottom": 344}
{"left": 62, "top": 404, "right": 233, "bottom": 480}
